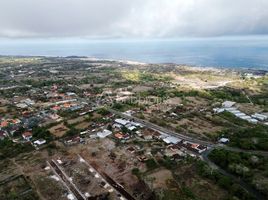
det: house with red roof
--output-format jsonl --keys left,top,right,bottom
{"left": 22, "top": 131, "right": 33, "bottom": 141}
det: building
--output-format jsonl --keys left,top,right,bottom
{"left": 23, "top": 98, "right": 35, "bottom": 106}
{"left": 182, "top": 141, "right": 207, "bottom": 154}
{"left": 123, "top": 110, "right": 135, "bottom": 116}
{"left": 247, "top": 118, "right": 258, "bottom": 124}
{"left": 16, "top": 103, "right": 28, "bottom": 109}
{"left": 33, "top": 139, "right": 46, "bottom": 146}
{"left": 163, "top": 136, "right": 182, "bottom": 144}
{"left": 252, "top": 113, "right": 268, "bottom": 121}
{"left": 0, "top": 130, "right": 7, "bottom": 140}
{"left": 97, "top": 129, "right": 112, "bottom": 138}
{"left": 22, "top": 131, "right": 33, "bottom": 141}
{"left": 114, "top": 132, "right": 124, "bottom": 139}
{"left": 125, "top": 124, "right": 137, "bottom": 131}
{"left": 114, "top": 118, "right": 130, "bottom": 126}
{"left": 0, "top": 121, "right": 9, "bottom": 128}
{"left": 127, "top": 146, "right": 135, "bottom": 154}
{"left": 222, "top": 101, "right": 236, "bottom": 108}
{"left": 113, "top": 123, "right": 122, "bottom": 129}
{"left": 219, "top": 138, "right": 229, "bottom": 144}
{"left": 213, "top": 108, "right": 225, "bottom": 113}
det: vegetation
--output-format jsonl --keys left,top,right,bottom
{"left": 0, "top": 139, "right": 34, "bottom": 160}
{"left": 97, "top": 108, "right": 110, "bottom": 116}
{"left": 208, "top": 88, "right": 249, "bottom": 103}
{"left": 32, "top": 126, "right": 53, "bottom": 142}
{"left": 209, "top": 149, "right": 268, "bottom": 198}
{"left": 145, "top": 159, "right": 159, "bottom": 171}
{"left": 121, "top": 70, "right": 172, "bottom": 83}
{"left": 220, "top": 125, "right": 268, "bottom": 150}
{"left": 65, "top": 127, "right": 79, "bottom": 137}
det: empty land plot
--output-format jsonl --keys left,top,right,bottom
{"left": 178, "top": 117, "right": 223, "bottom": 138}
{"left": 145, "top": 168, "right": 173, "bottom": 189}
{"left": 163, "top": 97, "right": 182, "bottom": 105}
{"left": 237, "top": 103, "right": 263, "bottom": 114}
{"left": 0, "top": 106, "right": 8, "bottom": 113}
{"left": 172, "top": 73, "right": 235, "bottom": 89}
{"left": 67, "top": 116, "right": 87, "bottom": 125}
{"left": 49, "top": 123, "right": 69, "bottom": 137}
{"left": 0, "top": 160, "right": 18, "bottom": 181}
{"left": 33, "top": 175, "right": 69, "bottom": 200}
{"left": 0, "top": 175, "right": 37, "bottom": 200}
{"left": 77, "top": 84, "right": 92, "bottom": 90}
{"left": 173, "top": 164, "right": 228, "bottom": 200}
{"left": 184, "top": 96, "right": 210, "bottom": 109}
{"left": 61, "top": 157, "right": 108, "bottom": 197}
{"left": 84, "top": 143, "right": 145, "bottom": 193}
{"left": 133, "top": 85, "right": 153, "bottom": 93}
{"left": 75, "top": 122, "right": 90, "bottom": 130}
{"left": 194, "top": 117, "right": 222, "bottom": 131}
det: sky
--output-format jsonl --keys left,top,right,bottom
{"left": 0, "top": 0, "right": 268, "bottom": 39}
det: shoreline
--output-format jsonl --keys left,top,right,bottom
{"left": 0, "top": 54, "right": 267, "bottom": 74}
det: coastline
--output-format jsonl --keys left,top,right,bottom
{"left": 1, "top": 55, "right": 267, "bottom": 75}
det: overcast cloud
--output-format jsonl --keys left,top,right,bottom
{"left": 0, "top": 0, "right": 268, "bottom": 38}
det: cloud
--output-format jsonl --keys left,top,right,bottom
{"left": 0, "top": 0, "right": 268, "bottom": 38}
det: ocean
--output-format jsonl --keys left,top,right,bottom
{"left": 1, "top": 36, "right": 268, "bottom": 70}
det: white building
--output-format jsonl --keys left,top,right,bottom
{"left": 16, "top": 103, "right": 28, "bottom": 109}
{"left": 163, "top": 136, "right": 182, "bottom": 144}
{"left": 251, "top": 113, "right": 268, "bottom": 121}
{"left": 114, "top": 118, "right": 130, "bottom": 126}
{"left": 246, "top": 118, "right": 258, "bottom": 124}
{"left": 34, "top": 139, "right": 46, "bottom": 146}
{"left": 225, "top": 107, "right": 238, "bottom": 112}
{"left": 97, "top": 129, "right": 112, "bottom": 138}
{"left": 219, "top": 138, "right": 229, "bottom": 144}
{"left": 222, "top": 101, "right": 236, "bottom": 108}
{"left": 125, "top": 124, "right": 137, "bottom": 131}
{"left": 213, "top": 108, "right": 225, "bottom": 113}
{"left": 235, "top": 112, "right": 246, "bottom": 117}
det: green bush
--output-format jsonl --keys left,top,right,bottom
{"left": 145, "top": 159, "right": 159, "bottom": 171}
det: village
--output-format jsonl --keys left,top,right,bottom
{"left": 0, "top": 56, "right": 268, "bottom": 200}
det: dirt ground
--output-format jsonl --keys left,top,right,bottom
{"left": 171, "top": 72, "right": 236, "bottom": 89}
{"left": 163, "top": 97, "right": 182, "bottom": 105}
{"left": 0, "top": 106, "right": 8, "bottom": 113}
{"left": 146, "top": 168, "right": 173, "bottom": 189}
{"left": 67, "top": 116, "right": 87, "bottom": 125}
{"left": 173, "top": 163, "right": 228, "bottom": 200}
{"left": 185, "top": 117, "right": 223, "bottom": 137}
{"left": 69, "top": 138, "right": 152, "bottom": 199}
{"left": 33, "top": 175, "right": 69, "bottom": 200}
{"left": 0, "top": 134, "right": 230, "bottom": 200}
{"left": 49, "top": 123, "right": 69, "bottom": 137}
{"left": 237, "top": 103, "right": 264, "bottom": 114}
{"left": 0, "top": 149, "right": 70, "bottom": 200}
{"left": 133, "top": 85, "right": 153, "bottom": 93}
{"left": 59, "top": 155, "right": 110, "bottom": 197}
{"left": 75, "top": 122, "right": 90, "bottom": 130}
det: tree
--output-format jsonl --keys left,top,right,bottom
{"left": 97, "top": 108, "right": 110, "bottom": 116}
{"left": 107, "top": 124, "right": 112, "bottom": 131}
{"left": 131, "top": 168, "right": 140, "bottom": 177}
{"left": 65, "top": 128, "right": 79, "bottom": 137}
{"left": 145, "top": 159, "right": 158, "bottom": 171}
{"left": 121, "top": 126, "right": 128, "bottom": 134}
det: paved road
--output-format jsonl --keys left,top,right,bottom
{"left": 108, "top": 108, "right": 214, "bottom": 146}
{"left": 109, "top": 108, "right": 268, "bottom": 157}
{"left": 218, "top": 145, "right": 268, "bottom": 157}
{"left": 202, "top": 150, "right": 266, "bottom": 200}
{"left": 108, "top": 108, "right": 268, "bottom": 199}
